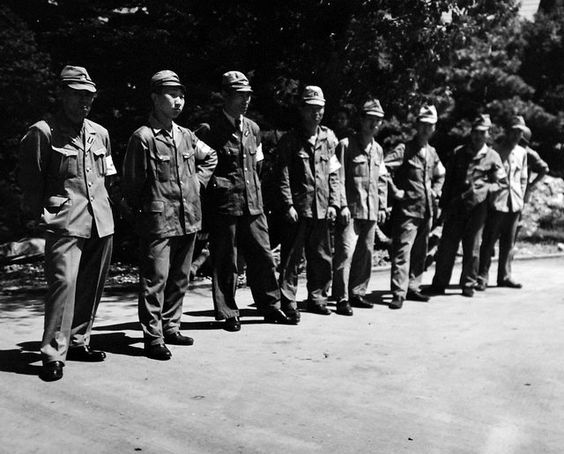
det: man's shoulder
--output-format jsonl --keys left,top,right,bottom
{"left": 130, "top": 125, "right": 154, "bottom": 142}
{"left": 84, "top": 118, "right": 109, "bottom": 137}
{"left": 243, "top": 116, "right": 260, "bottom": 132}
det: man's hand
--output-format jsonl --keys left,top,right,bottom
{"left": 327, "top": 206, "right": 337, "bottom": 222}
{"left": 286, "top": 206, "right": 298, "bottom": 223}
{"left": 340, "top": 207, "right": 351, "bottom": 225}
{"left": 377, "top": 211, "right": 386, "bottom": 224}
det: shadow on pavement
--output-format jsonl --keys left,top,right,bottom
{"left": 90, "top": 332, "right": 145, "bottom": 357}
{"left": 0, "top": 342, "right": 42, "bottom": 376}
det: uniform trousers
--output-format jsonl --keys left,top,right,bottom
{"left": 390, "top": 213, "right": 431, "bottom": 298}
{"left": 279, "top": 218, "right": 332, "bottom": 308}
{"left": 478, "top": 210, "right": 520, "bottom": 285}
{"left": 138, "top": 233, "right": 196, "bottom": 346}
{"left": 209, "top": 212, "right": 280, "bottom": 320}
{"left": 432, "top": 201, "right": 488, "bottom": 290}
{"left": 41, "top": 229, "right": 113, "bottom": 364}
{"left": 332, "top": 219, "right": 377, "bottom": 301}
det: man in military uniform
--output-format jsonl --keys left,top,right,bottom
{"left": 477, "top": 115, "right": 528, "bottom": 290}
{"left": 332, "top": 98, "right": 388, "bottom": 316}
{"left": 122, "top": 70, "right": 217, "bottom": 360}
{"left": 428, "top": 114, "right": 507, "bottom": 297}
{"left": 387, "top": 105, "right": 445, "bottom": 309}
{"left": 19, "top": 66, "right": 115, "bottom": 381}
{"left": 520, "top": 126, "right": 549, "bottom": 204}
{"left": 277, "top": 86, "right": 341, "bottom": 315}
{"left": 204, "top": 71, "right": 290, "bottom": 332}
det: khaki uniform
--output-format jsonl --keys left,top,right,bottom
{"left": 432, "top": 143, "right": 507, "bottom": 290}
{"left": 332, "top": 134, "right": 388, "bottom": 301}
{"left": 387, "top": 140, "right": 445, "bottom": 298}
{"left": 19, "top": 113, "right": 115, "bottom": 364}
{"left": 277, "top": 126, "right": 341, "bottom": 307}
{"left": 204, "top": 112, "right": 280, "bottom": 320}
{"left": 478, "top": 143, "right": 527, "bottom": 285}
{"left": 122, "top": 115, "right": 217, "bottom": 345}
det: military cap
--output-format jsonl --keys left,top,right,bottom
{"left": 471, "top": 114, "right": 492, "bottom": 131}
{"left": 60, "top": 65, "right": 96, "bottom": 93}
{"left": 509, "top": 115, "right": 528, "bottom": 132}
{"left": 522, "top": 126, "right": 532, "bottom": 144}
{"left": 302, "top": 85, "right": 325, "bottom": 106}
{"left": 361, "top": 98, "right": 385, "bottom": 117}
{"left": 150, "top": 70, "right": 185, "bottom": 92}
{"left": 417, "top": 105, "right": 438, "bottom": 124}
{"left": 222, "top": 71, "right": 252, "bottom": 92}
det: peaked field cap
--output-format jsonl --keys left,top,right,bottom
{"left": 222, "top": 71, "right": 252, "bottom": 92}
{"left": 417, "top": 105, "right": 438, "bottom": 124}
{"left": 510, "top": 115, "right": 528, "bottom": 131}
{"left": 151, "top": 70, "right": 185, "bottom": 92}
{"left": 60, "top": 65, "right": 96, "bottom": 93}
{"left": 362, "top": 98, "right": 384, "bottom": 117}
{"left": 522, "top": 126, "right": 532, "bottom": 143}
{"left": 302, "top": 85, "right": 325, "bottom": 106}
{"left": 472, "top": 114, "right": 492, "bottom": 131}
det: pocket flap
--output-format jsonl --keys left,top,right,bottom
{"left": 46, "top": 196, "right": 71, "bottom": 208}
{"left": 182, "top": 151, "right": 195, "bottom": 160}
{"left": 352, "top": 155, "right": 368, "bottom": 163}
{"left": 143, "top": 201, "right": 164, "bottom": 213}
{"left": 52, "top": 146, "right": 78, "bottom": 157}
{"left": 157, "top": 154, "right": 171, "bottom": 162}
{"left": 298, "top": 150, "right": 310, "bottom": 159}
{"left": 92, "top": 147, "right": 106, "bottom": 157}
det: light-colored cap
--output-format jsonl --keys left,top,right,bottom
{"left": 361, "top": 98, "right": 384, "bottom": 117}
{"left": 302, "top": 85, "right": 325, "bottom": 106}
{"left": 60, "top": 65, "right": 96, "bottom": 93}
{"left": 222, "top": 71, "right": 252, "bottom": 92}
{"left": 417, "top": 105, "right": 438, "bottom": 124}
{"left": 510, "top": 115, "right": 528, "bottom": 132}
{"left": 472, "top": 114, "right": 492, "bottom": 131}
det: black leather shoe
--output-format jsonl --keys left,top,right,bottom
{"left": 306, "top": 302, "right": 332, "bottom": 315}
{"left": 462, "top": 287, "right": 474, "bottom": 297}
{"left": 264, "top": 308, "right": 290, "bottom": 324}
{"left": 498, "top": 279, "right": 522, "bottom": 289}
{"left": 145, "top": 344, "right": 172, "bottom": 361}
{"left": 350, "top": 296, "right": 373, "bottom": 308}
{"left": 164, "top": 332, "right": 194, "bottom": 346}
{"left": 475, "top": 282, "right": 487, "bottom": 291}
{"left": 40, "top": 361, "right": 64, "bottom": 382}
{"left": 388, "top": 296, "right": 404, "bottom": 310}
{"left": 336, "top": 300, "right": 353, "bottom": 316}
{"left": 67, "top": 345, "right": 106, "bottom": 362}
{"left": 406, "top": 290, "right": 430, "bottom": 302}
{"left": 424, "top": 285, "right": 445, "bottom": 295}
{"left": 282, "top": 307, "right": 301, "bottom": 325}
{"left": 224, "top": 316, "right": 241, "bottom": 332}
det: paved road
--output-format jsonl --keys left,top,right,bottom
{"left": 1, "top": 257, "right": 563, "bottom": 453}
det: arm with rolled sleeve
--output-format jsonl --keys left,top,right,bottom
{"left": 327, "top": 131, "right": 341, "bottom": 209}
{"left": 336, "top": 139, "right": 348, "bottom": 209}
{"left": 377, "top": 156, "right": 389, "bottom": 218}
{"left": 431, "top": 154, "right": 446, "bottom": 200}
{"left": 19, "top": 125, "right": 49, "bottom": 219}
{"left": 520, "top": 150, "right": 528, "bottom": 201}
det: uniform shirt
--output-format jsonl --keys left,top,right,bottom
{"left": 386, "top": 139, "right": 445, "bottom": 219}
{"left": 19, "top": 112, "right": 115, "bottom": 238}
{"left": 337, "top": 133, "right": 388, "bottom": 221}
{"left": 491, "top": 142, "right": 528, "bottom": 213}
{"left": 277, "top": 125, "right": 341, "bottom": 219}
{"left": 440, "top": 142, "right": 507, "bottom": 210}
{"left": 204, "top": 112, "right": 264, "bottom": 216}
{"left": 122, "top": 115, "right": 217, "bottom": 238}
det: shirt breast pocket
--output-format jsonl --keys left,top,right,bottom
{"left": 51, "top": 146, "right": 79, "bottom": 178}
{"left": 153, "top": 154, "right": 171, "bottom": 182}
{"left": 352, "top": 155, "right": 368, "bottom": 177}
{"left": 182, "top": 151, "right": 195, "bottom": 175}
{"left": 92, "top": 147, "right": 107, "bottom": 176}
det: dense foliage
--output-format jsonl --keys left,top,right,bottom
{"left": 2, "top": 0, "right": 564, "bottom": 248}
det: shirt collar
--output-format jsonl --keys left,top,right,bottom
{"left": 148, "top": 114, "right": 177, "bottom": 138}
{"left": 223, "top": 110, "right": 243, "bottom": 131}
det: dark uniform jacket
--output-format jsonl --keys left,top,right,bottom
{"left": 337, "top": 134, "right": 388, "bottom": 221}
{"left": 19, "top": 113, "right": 114, "bottom": 238}
{"left": 277, "top": 126, "right": 341, "bottom": 219}
{"left": 122, "top": 116, "right": 217, "bottom": 238}
{"left": 205, "top": 113, "right": 264, "bottom": 216}
{"left": 386, "top": 139, "right": 445, "bottom": 219}
{"left": 440, "top": 143, "right": 507, "bottom": 211}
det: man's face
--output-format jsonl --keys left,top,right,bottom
{"left": 60, "top": 87, "right": 95, "bottom": 124}
{"left": 416, "top": 121, "right": 436, "bottom": 141}
{"left": 334, "top": 111, "right": 349, "bottom": 130}
{"left": 360, "top": 115, "right": 383, "bottom": 136}
{"left": 470, "top": 129, "right": 488, "bottom": 149}
{"left": 151, "top": 87, "right": 185, "bottom": 120}
{"left": 300, "top": 104, "right": 325, "bottom": 129}
{"left": 224, "top": 91, "right": 251, "bottom": 117}
{"left": 507, "top": 128, "right": 524, "bottom": 145}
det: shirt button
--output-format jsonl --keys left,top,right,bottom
{"left": 88, "top": 182, "right": 93, "bottom": 187}
{"left": 90, "top": 196, "right": 94, "bottom": 201}
{"left": 86, "top": 167, "right": 91, "bottom": 172}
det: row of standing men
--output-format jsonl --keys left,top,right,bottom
{"left": 19, "top": 66, "right": 547, "bottom": 381}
